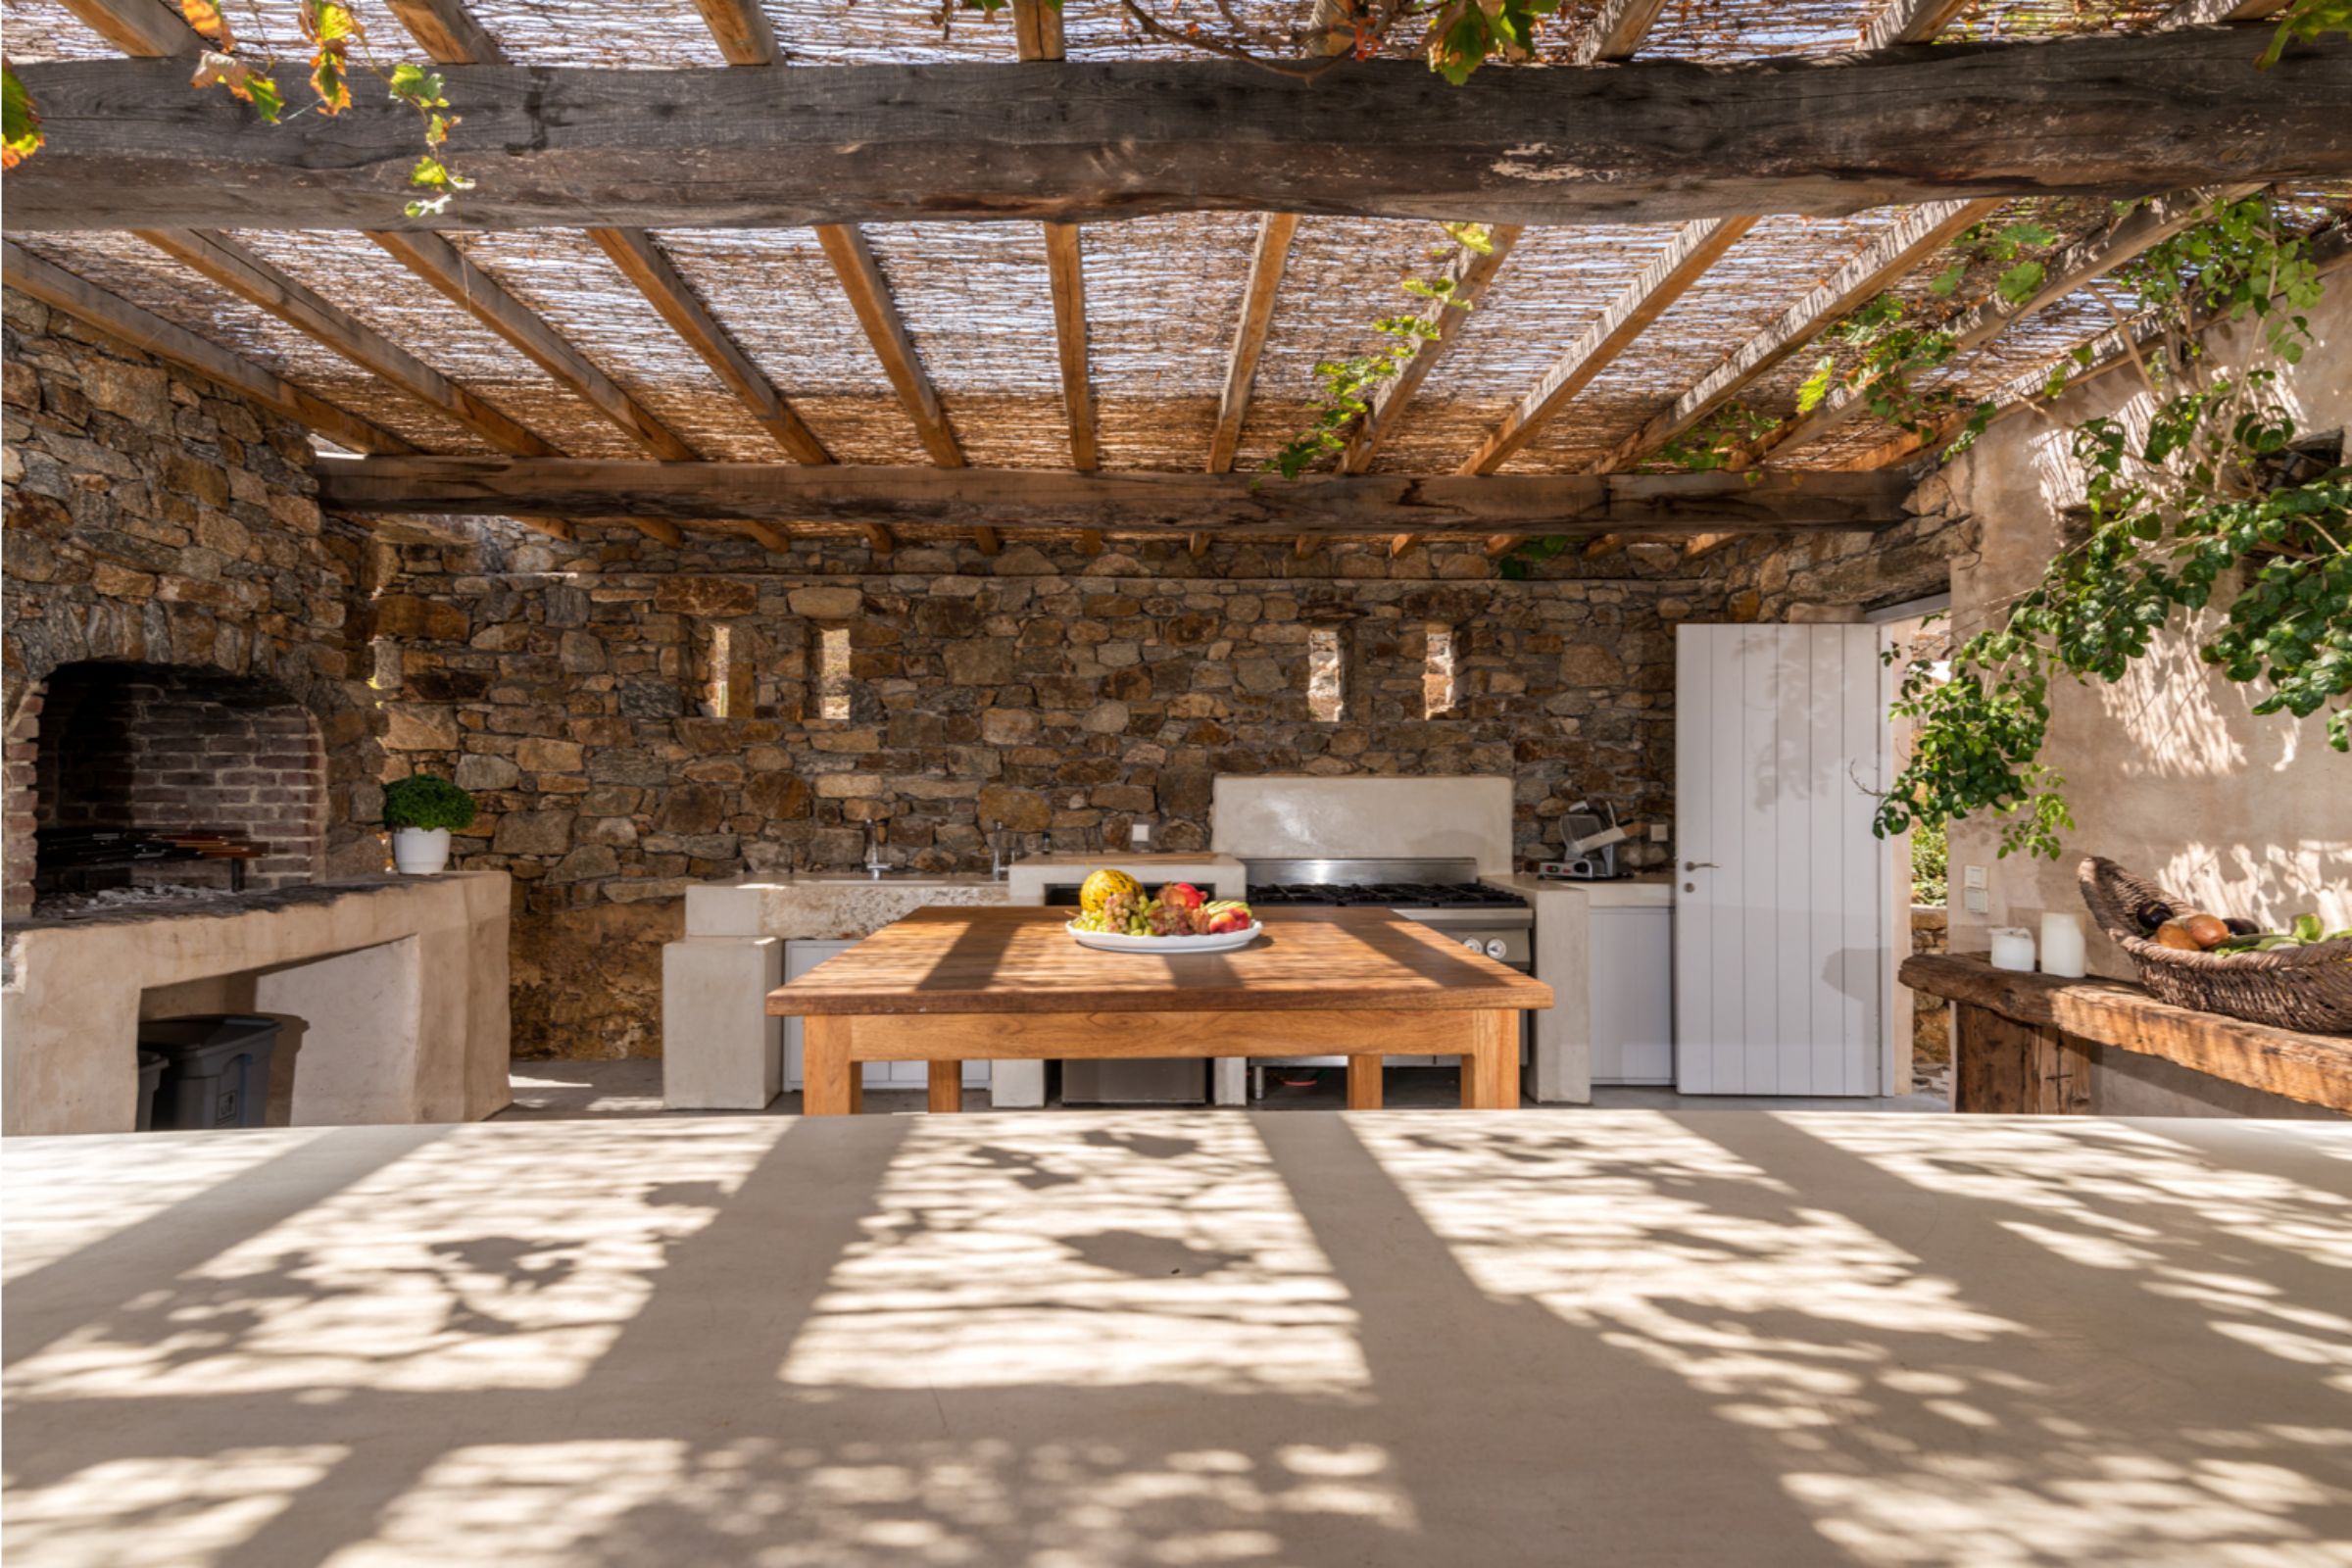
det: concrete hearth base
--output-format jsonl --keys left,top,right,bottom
{"left": 2, "top": 872, "right": 512, "bottom": 1135}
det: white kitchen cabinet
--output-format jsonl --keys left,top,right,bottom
{"left": 1589, "top": 906, "right": 1674, "bottom": 1085}
{"left": 782, "top": 940, "right": 989, "bottom": 1091}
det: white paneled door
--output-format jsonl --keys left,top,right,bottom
{"left": 1674, "top": 624, "right": 1889, "bottom": 1096}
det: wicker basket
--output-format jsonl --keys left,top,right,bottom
{"left": 2078, "top": 858, "right": 2352, "bottom": 1035}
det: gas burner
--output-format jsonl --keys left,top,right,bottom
{"left": 1246, "top": 879, "right": 1529, "bottom": 910}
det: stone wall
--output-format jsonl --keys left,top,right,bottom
{"left": 383, "top": 530, "right": 1722, "bottom": 1057}
{"left": 1708, "top": 507, "right": 1971, "bottom": 625}
{"left": 1, "top": 291, "right": 387, "bottom": 914}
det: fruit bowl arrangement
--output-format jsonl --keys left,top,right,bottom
{"left": 1066, "top": 869, "right": 1260, "bottom": 954}
{"left": 2079, "top": 858, "right": 2352, "bottom": 1034}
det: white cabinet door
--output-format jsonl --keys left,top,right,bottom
{"left": 1674, "top": 624, "right": 1887, "bottom": 1096}
{"left": 782, "top": 940, "right": 989, "bottom": 1090}
{"left": 1590, "top": 906, "right": 1674, "bottom": 1085}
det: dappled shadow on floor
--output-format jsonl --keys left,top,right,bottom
{"left": 4, "top": 1111, "right": 2347, "bottom": 1566}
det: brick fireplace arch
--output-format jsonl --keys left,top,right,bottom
{"left": 7, "top": 661, "right": 330, "bottom": 915}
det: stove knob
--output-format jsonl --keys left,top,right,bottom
{"left": 1484, "top": 938, "right": 1508, "bottom": 959}
{"left": 1460, "top": 938, "right": 1483, "bottom": 953}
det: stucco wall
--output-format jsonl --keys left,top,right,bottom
{"left": 1937, "top": 286, "right": 2351, "bottom": 974}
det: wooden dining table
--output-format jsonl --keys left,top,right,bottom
{"left": 766, "top": 905, "right": 1554, "bottom": 1113}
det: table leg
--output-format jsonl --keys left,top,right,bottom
{"left": 927, "top": 1059, "right": 963, "bottom": 1113}
{"left": 1347, "top": 1054, "right": 1384, "bottom": 1110}
{"left": 1461, "top": 1012, "right": 1520, "bottom": 1109}
{"left": 804, "top": 1017, "right": 857, "bottom": 1116}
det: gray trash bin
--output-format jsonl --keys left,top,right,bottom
{"left": 135, "top": 1051, "right": 167, "bottom": 1131}
{"left": 138, "top": 1016, "right": 279, "bottom": 1130}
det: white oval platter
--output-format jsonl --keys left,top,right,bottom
{"left": 1066, "top": 920, "right": 1263, "bottom": 955}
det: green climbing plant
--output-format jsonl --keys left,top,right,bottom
{"left": 1874, "top": 196, "right": 2347, "bottom": 861}
{"left": 1270, "top": 222, "right": 1494, "bottom": 478}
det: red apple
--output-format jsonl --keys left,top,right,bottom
{"left": 1205, "top": 906, "right": 1251, "bottom": 934}
{"left": 1159, "top": 882, "right": 1204, "bottom": 910}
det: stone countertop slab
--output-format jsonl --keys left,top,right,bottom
{"left": 1483, "top": 872, "right": 1674, "bottom": 907}
{"left": 685, "top": 876, "right": 1011, "bottom": 941}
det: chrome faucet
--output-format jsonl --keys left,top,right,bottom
{"left": 863, "top": 819, "right": 887, "bottom": 878}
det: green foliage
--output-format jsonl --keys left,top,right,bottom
{"left": 1876, "top": 200, "right": 2349, "bottom": 862}
{"left": 1270, "top": 224, "right": 1491, "bottom": 478}
{"left": 2260, "top": 0, "right": 2352, "bottom": 67}
{"left": 1655, "top": 402, "right": 1779, "bottom": 472}
{"left": 1427, "top": 0, "right": 1564, "bottom": 83}
{"left": 383, "top": 774, "right": 478, "bottom": 833}
{"left": 1910, "top": 815, "right": 1947, "bottom": 906}
{"left": 1495, "top": 534, "right": 1572, "bottom": 581}
{"left": 2, "top": 62, "right": 41, "bottom": 170}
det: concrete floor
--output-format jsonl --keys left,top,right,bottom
{"left": 500, "top": 1057, "right": 1951, "bottom": 1119}
{"left": 8, "top": 1110, "right": 2345, "bottom": 1565}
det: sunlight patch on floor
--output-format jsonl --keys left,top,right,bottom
{"left": 779, "top": 1113, "right": 1372, "bottom": 1395}
{"left": 7, "top": 1120, "right": 783, "bottom": 1401}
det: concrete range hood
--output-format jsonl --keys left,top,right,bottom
{"left": 1210, "top": 776, "right": 1516, "bottom": 871}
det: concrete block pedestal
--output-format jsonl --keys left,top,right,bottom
{"left": 662, "top": 936, "right": 783, "bottom": 1110}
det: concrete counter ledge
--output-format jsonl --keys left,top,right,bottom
{"left": 2, "top": 871, "right": 513, "bottom": 1136}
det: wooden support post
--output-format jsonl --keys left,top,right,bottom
{"left": 1347, "top": 1054, "right": 1385, "bottom": 1110}
{"left": 1953, "top": 1002, "right": 2089, "bottom": 1114}
{"left": 1460, "top": 1011, "right": 1519, "bottom": 1108}
{"left": 927, "top": 1059, "right": 963, "bottom": 1113}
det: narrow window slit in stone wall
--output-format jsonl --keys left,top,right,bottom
{"left": 816, "top": 624, "right": 853, "bottom": 721}
{"left": 707, "top": 624, "right": 736, "bottom": 718}
{"left": 1307, "top": 627, "right": 1346, "bottom": 722}
{"left": 1424, "top": 623, "right": 1457, "bottom": 718}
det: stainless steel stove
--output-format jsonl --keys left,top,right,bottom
{"left": 1244, "top": 857, "right": 1533, "bottom": 1081}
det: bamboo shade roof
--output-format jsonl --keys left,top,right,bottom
{"left": 2, "top": 0, "right": 2344, "bottom": 543}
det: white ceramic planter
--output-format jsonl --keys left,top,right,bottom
{"left": 392, "top": 826, "right": 452, "bottom": 876}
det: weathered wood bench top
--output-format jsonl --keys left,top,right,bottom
{"left": 767, "top": 906, "right": 1554, "bottom": 1017}
{"left": 1903, "top": 951, "right": 2350, "bottom": 1114}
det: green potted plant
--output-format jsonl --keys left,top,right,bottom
{"left": 383, "top": 774, "right": 476, "bottom": 875}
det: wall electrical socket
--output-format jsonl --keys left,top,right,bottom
{"left": 1131, "top": 822, "right": 1152, "bottom": 846}
{"left": 1963, "top": 864, "right": 1987, "bottom": 890}
{"left": 1964, "top": 887, "right": 1989, "bottom": 914}
{"left": 1648, "top": 823, "right": 1668, "bottom": 842}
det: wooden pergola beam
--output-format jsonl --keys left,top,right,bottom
{"left": 1593, "top": 198, "right": 1998, "bottom": 473}
{"left": 1858, "top": 0, "right": 1973, "bottom": 52}
{"left": 2161, "top": 0, "right": 2288, "bottom": 24}
{"left": 13, "top": 37, "right": 2347, "bottom": 231}
{"left": 53, "top": 0, "right": 195, "bottom": 56}
{"left": 587, "top": 227, "right": 832, "bottom": 466}
{"left": 314, "top": 458, "right": 1916, "bottom": 538}
{"left": 133, "top": 227, "right": 553, "bottom": 457}
{"left": 1458, "top": 218, "right": 1755, "bottom": 476}
{"left": 365, "top": 229, "right": 699, "bottom": 463}
{"left": 1574, "top": 0, "right": 1669, "bottom": 63}
{"left": 3, "top": 241, "right": 412, "bottom": 457}
{"left": 690, "top": 0, "right": 782, "bottom": 64}
{"left": 1754, "top": 181, "right": 2261, "bottom": 466}
{"left": 1344, "top": 225, "right": 1521, "bottom": 476}
{"left": 1207, "top": 214, "right": 1298, "bottom": 474}
{"left": 381, "top": 0, "right": 509, "bottom": 64}
{"left": 813, "top": 225, "right": 966, "bottom": 470}
{"left": 1043, "top": 222, "right": 1100, "bottom": 472}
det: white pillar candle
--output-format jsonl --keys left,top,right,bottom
{"left": 2040, "top": 911, "right": 2086, "bottom": 978}
{"left": 1989, "top": 926, "right": 2035, "bottom": 973}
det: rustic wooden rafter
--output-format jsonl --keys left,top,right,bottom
{"left": 1209, "top": 214, "right": 1299, "bottom": 475}
{"left": 2161, "top": 0, "right": 2288, "bottom": 24}
{"left": 690, "top": 0, "right": 783, "bottom": 64}
{"left": 1574, "top": 0, "right": 1670, "bottom": 63}
{"left": 11, "top": 38, "right": 2346, "bottom": 231}
{"left": 3, "top": 240, "right": 414, "bottom": 458}
{"left": 365, "top": 229, "right": 699, "bottom": 464}
{"left": 314, "top": 459, "right": 1915, "bottom": 539}
{"left": 133, "top": 228, "right": 553, "bottom": 457}
{"left": 1857, "top": 0, "right": 1973, "bottom": 52}
{"left": 813, "top": 225, "right": 966, "bottom": 469}
{"left": 1753, "top": 181, "right": 2263, "bottom": 466}
{"left": 1346, "top": 226, "right": 1522, "bottom": 478}
{"left": 54, "top": 0, "right": 195, "bottom": 56}
{"left": 1593, "top": 198, "right": 1999, "bottom": 473}
{"left": 1460, "top": 218, "right": 1756, "bottom": 477}
{"left": 381, "top": 0, "right": 509, "bottom": 64}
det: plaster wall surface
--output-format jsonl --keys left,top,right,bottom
{"left": 1939, "top": 286, "right": 2352, "bottom": 974}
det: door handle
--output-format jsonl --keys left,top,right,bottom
{"left": 1684, "top": 860, "right": 1718, "bottom": 871}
